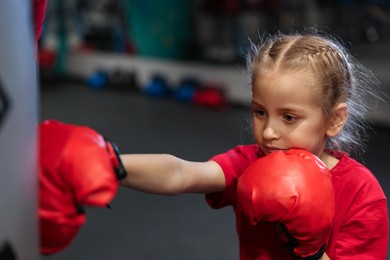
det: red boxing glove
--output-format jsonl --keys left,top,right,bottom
{"left": 39, "top": 120, "right": 126, "bottom": 255}
{"left": 33, "top": 0, "right": 47, "bottom": 44}
{"left": 236, "top": 149, "right": 335, "bottom": 259}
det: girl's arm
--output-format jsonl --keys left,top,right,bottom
{"left": 119, "top": 154, "right": 226, "bottom": 195}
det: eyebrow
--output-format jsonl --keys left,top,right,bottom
{"left": 278, "top": 107, "right": 306, "bottom": 117}
{"left": 279, "top": 104, "right": 305, "bottom": 112}
{"left": 251, "top": 100, "right": 306, "bottom": 114}
{"left": 251, "top": 100, "right": 263, "bottom": 106}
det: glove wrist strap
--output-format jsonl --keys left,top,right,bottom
{"left": 276, "top": 223, "right": 326, "bottom": 260}
{"left": 104, "top": 137, "right": 127, "bottom": 181}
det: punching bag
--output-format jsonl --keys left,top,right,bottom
{"left": 0, "top": 1, "right": 39, "bottom": 259}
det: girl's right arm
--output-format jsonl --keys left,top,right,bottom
{"left": 119, "top": 154, "right": 226, "bottom": 195}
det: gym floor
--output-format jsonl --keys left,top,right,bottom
{"left": 40, "top": 80, "right": 390, "bottom": 259}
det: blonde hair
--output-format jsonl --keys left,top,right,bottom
{"left": 246, "top": 31, "right": 379, "bottom": 154}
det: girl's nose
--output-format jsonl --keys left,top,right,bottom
{"left": 263, "top": 121, "right": 280, "bottom": 140}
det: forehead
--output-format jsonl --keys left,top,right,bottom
{"left": 252, "top": 70, "right": 320, "bottom": 107}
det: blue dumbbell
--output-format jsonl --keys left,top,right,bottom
{"left": 143, "top": 75, "right": 170, "bottom": 98}
{"left": 174, "top": 78, "right": 197, "bottom": 102}
{"left": 86, "top": 70, "right": 109, "bottom": 89}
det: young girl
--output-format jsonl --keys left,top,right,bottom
{"left": 117, "top": 32, "right": 388, "bottom": 259}
{"left": 38, "top": 31, "right": 388, "bottom": 258}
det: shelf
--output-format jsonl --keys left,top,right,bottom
{"left": 66, "top": 51, "right": 389, "bottom": 126}
{"left": 66, "top": 52, "right": 252, "bottom": 105}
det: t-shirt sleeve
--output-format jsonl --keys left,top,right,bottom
{"left": 330, "top": 162, "right": 389, "bottom": 260}
{"left": 205, "top": 145, "right": 261, "bottom": 209}
{"left": 333, "top": 199, "right": 388, "bottom": 259}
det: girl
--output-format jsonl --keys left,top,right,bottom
{"left": 118, "top": 32, "right": 388, "bottom": 259}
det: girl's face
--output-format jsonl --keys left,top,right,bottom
{"left": 252, "top": 69, "right": 331, "bottom": 162}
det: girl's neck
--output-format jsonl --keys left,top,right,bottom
{"left": 322, "top": 153, "right": 340, "bottom": 170}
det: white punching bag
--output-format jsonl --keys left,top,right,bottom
{"left": 0, "top": 1, "right": 39, "bottom": 259}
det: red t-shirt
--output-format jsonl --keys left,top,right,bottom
{"left": 206, "top": 145, "right": 388, "bottom": 259}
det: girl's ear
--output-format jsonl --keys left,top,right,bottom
{"left": 326, "top": 103, "right": 348, "bottom": 137}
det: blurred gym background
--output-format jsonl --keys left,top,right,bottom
{"left": 39, "top": 0, "right": 390, "bottom": 259}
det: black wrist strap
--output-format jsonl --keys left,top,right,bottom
{"left": 103, "top": 137, "right": 127, "bottom": 210}
{"left": 103, "top": 136, "right": 127, "bottom": 181}
{"left": 276, "top": 223, "right": 325, "bottom": 260}
{"left": 109, "top": 141, "right": 127, "bottom": 181}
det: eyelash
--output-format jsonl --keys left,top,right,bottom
{"left": 252, "top": 109, "right": 298, "bottom": 123}
{"left": 283, "top": 114, "right": 297, "bottom": 122}
{"left": 253, "top": 108, "right": 266, "bottom": 118}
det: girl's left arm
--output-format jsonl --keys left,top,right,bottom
{"left": 119, "top": 154, "right": 226, "bottom": 195}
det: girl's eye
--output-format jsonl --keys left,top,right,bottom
{"left": 283, "top": 114, "right": 297, "bottom": 122}
{"left": 253, "top": 109, "right": 266, "bottom": 118}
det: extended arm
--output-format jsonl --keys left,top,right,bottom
{"left": 39, "top": 120, "right": 227, "bottom": 254}
{"left": 120, "top": 154, "right": 226, "bottom": 195}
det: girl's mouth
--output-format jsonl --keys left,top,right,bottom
{"left": 262, "top": 146, "right": 284, "bottom": 154}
